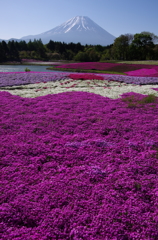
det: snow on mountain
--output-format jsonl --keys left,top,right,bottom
{"left": 21, "top": 16, "right": 115, "bottom": 46}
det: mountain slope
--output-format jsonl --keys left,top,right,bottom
{"left": 21, "top": 16, "right": 115, "bottom": 46}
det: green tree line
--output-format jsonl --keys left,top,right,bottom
{"left": 0, "top": 31, "right": 158, "bottom": 63}
{"left": 108, "top": 32, "right": 158, "bottom": 61}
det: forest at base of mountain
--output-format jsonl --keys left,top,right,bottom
{"left": 0, "top": 32, "right": 158, "bottom": 63}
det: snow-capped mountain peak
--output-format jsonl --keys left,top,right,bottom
{"left": 49, "top": 16, "right": 105, "bottom": 34}
{"left": 21, "top": 16, "right": 115, "bottom": 46}
{"left": 60, "top": 16, "right": 93, "bottom": 33}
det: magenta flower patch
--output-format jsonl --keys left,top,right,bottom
{"left": 55, "top": 62, "right": 121, "bottom": 70}
{"left": 125, "top": 68, "right": 158, "bottom": 77}
{"left": 55, "top": 62, "right": 158, "bottom": 74}
{"left": 151, "top": 88, "right": 158, "bottom": 91}
{"left": 0, "top": 90, "right": 158, "bottom": 239}
{"left": 68, "top": 73, "right": 104, "bottom": 80}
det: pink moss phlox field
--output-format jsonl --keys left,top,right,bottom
{"left": 0, "top": 71, "right": 158, "bottom": 87}
{"left": 92, "top": 73, "right": 158, "bottom": 85}
{"left": 55, "top": 62, "right": 158, "bottom": 73}
{"left": 68, "top": 73, "right": 158, "bottom": 85}
{"left": 55, "top": 62, "right": 122, "bottom": 70}
{"left": 0, "top": 91, "right": 158, "bottom": 239}
{"left": 0, "top": 72, "right": 70, "bottom": 87}
{"left": 68, "top": 73, "right": 104, "bottom": 80}
{"left": 125, "top": 68, "right": 158, "bottom": 77}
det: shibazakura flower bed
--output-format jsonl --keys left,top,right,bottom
{"left": 1, "top": 78, "right": 158, "bottom": 99}
{"left": 55, "top": 62, "right": 158, "bottom": 77}
{"left": 0, "top": 72, "right": 70, "bottom": 87}
{"left": 125, "top": 68, "right": 158, "bottom": 77}
{"left": 68, "top": 73, "right": 104, "bottom": 80}
{"left": 0, "top": 72, "right": 158, "bottom": 88}
{"left": 0, "top": 90, "right": 158, "bottom": 239}
{"left": 68, "top": 73, "right": 158, "bottom": 85}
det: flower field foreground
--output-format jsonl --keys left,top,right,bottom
{"left": 0, "top": 71, "right": 158, "bottom": 239}
{"left": 0, "top": 90, "right": 158, "bottom": 239}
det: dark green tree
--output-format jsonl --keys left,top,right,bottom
{"left": 0, "top": 42, "right": 6, "bottom": 62}
{"left": 141, "top": 31, "right": 158, "bottom": 44}
{"left": 27, "top": 40, "right": 36, "bottom": 51}
{"left": 47, "top": 40, "right": 55, "bottom": 51}
{"left": 8, "top": 40, "right": 19, "bottom": 60}
{"left": 19, "top": 40, "right": 28, "bottom": 51}
{"left": 131, "top": 33, "right": 154, "bottom": 60}
{"left": 74, "top": 51, "right": 90, "bottom": 62}
{"left": 74, "top": 42, "right": 84, "bottom": 53}
{"left": 153, "top": 44, "right": 158, "bottom": 60}
{"left": 111, "top": 34, "right": 133, "bottom": 60}
{"left": 34, "top": 39, "right": 47, "bottom": 59}
{"left": 94, "top": 45, "right": 105, "bottom": 52}
{"left": 87, "top": 49, "right": 100, "bottom": 61}
{"left": 1, "top": 41, "right": 9, "bottom": 60}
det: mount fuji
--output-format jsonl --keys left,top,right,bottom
{"left": 21, "top": 16, "right": 116, "bottom": 46}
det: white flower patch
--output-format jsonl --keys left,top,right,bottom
{"left": 0, "top": 78, "right": 158, "bottom": 99}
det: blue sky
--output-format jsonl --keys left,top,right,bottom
{"left": 1, "top": 0, "right": 158, "bottom": 40}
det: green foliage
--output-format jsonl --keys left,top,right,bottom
{"left": 7, "top": 40, "right": 20, "bottom": 60}
{"left": 153, "top": 45, "right": 158, "bottom": 60}
{"left": 0, "top": 30, "right": 158, "bottom": 62}
{"left": 0, "top": 42, "right": 6, "bottom": 62}
{"left": 50, "top": 52, "right": 61, "bottom": 60}
{"left": 94, "top": 45, "right": 105, "bottom": 52}
{"left": 110, "top": 32, "right": 157, "bottom": 60}
{"left": 100, "top": 48, "right": 114, "bottom": 61}
{"left": 140, "top": 94, "right": 157, "bottom": 104}
{"left": 134, "top": 182, "right": 142, "bottom": 191}
{"left": 25, "top": 67, "right": 31, "bottom": 72}
{"left": 130, "top": 33, "right": 155, "bottom": 60}
{"left": 117, "top": 60, "right": 158, "bottom": 65}
{"left": 112, "top": 34, "right": 131, "bottom": 60}
{"left": 88, "top": 49, "right": 100, "bottom": 61}
{"left": 73, "top": 49, "right": 100, "bottom": 62}
{"left": 122, "top": 94, "right": 157, "bottom": 108}
{"left": 74, "top": 51, "right": 90, "bottom": 62}
{"left": 61, "top": 50, "right": 75, "bottom": 60}
{"left": 132, "top": 33, "right": 154, "bottom": 48}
